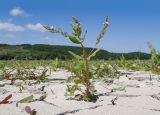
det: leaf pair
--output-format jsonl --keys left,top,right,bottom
{"left": 68, "top": 51, "right": 82, "bottom": 60}
{"left": 88, "top": 48, "right": 101, "bottom": 60}
{"left": 69, "top": 48, "right": 101, "bottom": 60}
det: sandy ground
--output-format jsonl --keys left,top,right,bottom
{"left": 0, "top": 69, "right": 160, "bottom": 115}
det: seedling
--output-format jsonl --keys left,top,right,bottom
{"left": 16, "top": 82, "right": 24, "bottom": 93}
{"left": 27, "top": 68, "right": 48, "bottom": 83}
{"left": 43, "top": 16, "right": 109, "bottom": 101}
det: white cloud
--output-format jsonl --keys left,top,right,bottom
{"left": 10, "top": 7, "right": 30, "bottom": 17}
{"left": 26, "top": 23, "right": 46, "bottom": 32}
{"left": 0, "top": 22, "right": 25, "bottom": 32}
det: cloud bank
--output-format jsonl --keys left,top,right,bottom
{"left": 10, "top": 7, "right": 30, "bottom": 17}
{"left": 0, "top": 22, "right": 25, "bottom": 32}
{"left": 26, "top": 23, "right": 46, "bottom": 32}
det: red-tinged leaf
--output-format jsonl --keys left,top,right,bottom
{"left": 2, "top": 101, "right": 9, "bottom": 104}
{"left": 0, "top": 94, "right": 12, "bottom": 104}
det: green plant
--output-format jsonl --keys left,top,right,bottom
{"left": 16, "top": 82, "right": 24, "bottom": 93}
{"left": 93, "top": 63, "right": 120, "bottom": 79}
{"left": 43, "top": 16, "right": 109, "bottom": 101}
{"left": 2, "top": 67, "right": 15, "bottom": 80}
{"left": 28, "top": 68, "right": 48, "bottom": 83}
{"left": 147, "top": 42, "right": 160, "bottom": 73}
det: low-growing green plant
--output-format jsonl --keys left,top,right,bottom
{"left": 16, "top": 82, "right": 24, "bottom": 93}
{"left": 2, "top": 67, "right": 15, "bottom": 80}
{"left": 93, "top": 63, "right": 120, "bottom": 79}
{"left": 147, "top": 42, "right": 160, "bottom": 74}
{"left": 43, "top": 16, "right": 109, "bottom": 101}
{"left": 28, "top": 68, "right": 48, "bottom": 83}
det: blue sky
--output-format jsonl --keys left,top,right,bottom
{"left": 0, "top": 0, "right": 160, "bottom": 53}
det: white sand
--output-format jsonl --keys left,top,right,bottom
{"left": 0, "top": 70, "right": 160, "bottom": 115}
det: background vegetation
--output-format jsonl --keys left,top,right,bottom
{"left": 0, "top": 44, "right": 150, "bottom": 60}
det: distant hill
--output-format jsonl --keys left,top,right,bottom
{"left": 0, "top": 44, "right": 151, "bottom": 60}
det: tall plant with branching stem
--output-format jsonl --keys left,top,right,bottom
{"left": 43, "top": 16, "right": 109, "bottom": 101}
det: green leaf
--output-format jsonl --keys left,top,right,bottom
{"left": 70, "top": 23, "right": 76, "bottom": 33}
{"left": 72, "top": 16, "right": 80, "bottom": 24}
{"left": 76, "top": 27, "right": 82, "bottom": 37}
{"left": 68, "top": 51, "right": 82, "bottom": 59}
{"left": 88, "top": 72, "right": 93, "bottom": 79}
{"left": 18, "top": 95, "right": 33, "bottom": 103}
{"left": 43, "top": 25, "right": 51, "bottom": 30}
{"left": 68, "top": 36, "right": 82, "bottom": 44}
{"left": 88, "top": 48, "right": 101, "bottom": 60}
{"left": 70, "top": 23, "right": 82, "bottom": 37}
{"left": 74, "top": 78, "right": 82, "bottom": 84}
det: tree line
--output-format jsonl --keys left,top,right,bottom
{"left": 0, "top": 44, "right": 150, "bottom": 60}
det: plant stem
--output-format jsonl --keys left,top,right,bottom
{"left": 80, "top": 43, "right": 91, "bottom": 97}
